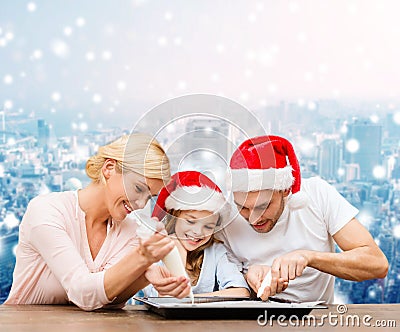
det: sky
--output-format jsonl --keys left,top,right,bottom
{"left": 1, "top": 0, "right": 400, "bottom": 133}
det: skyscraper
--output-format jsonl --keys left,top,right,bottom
{"left": 344, "top": 119, "right": 382, "bottom": 180}
{"left": 318, "top": 138, "right": 341, "bottom": 180}
{"left": 37, "top": 119, "right": 50, "bottom": 149}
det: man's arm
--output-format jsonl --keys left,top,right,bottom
{"left": 271, "top": 218, "right": 388, "bottom": 282}
{"left": 308, "top": 217, "right": 388, "bottom": 281}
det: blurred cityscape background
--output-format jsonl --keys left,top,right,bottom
{"left": 1, "top": 101, "right": 400, "bottom": 304}
{"left": 1, "top": 0, "right": 400, "bottom": 304}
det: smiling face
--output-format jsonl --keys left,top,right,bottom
{"left": 233, "top": 189, "right": 289, "bottom": 233}
{"left": 103, "top": 160, "right": 164, "bottom": 221}
{"left": 174, "top": 210, "right": 219, "bottom": 251}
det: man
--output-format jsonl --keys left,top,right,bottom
{"left": 221, "top": 135, "right": 388, "bottom": 303}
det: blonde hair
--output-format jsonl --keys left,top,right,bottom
{"left": 85, "top": 133, "right": 170, "bottom": 184}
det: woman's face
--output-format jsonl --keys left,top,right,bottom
{"left": 104, "top": 160, "right": 164, "bottom": 221}
{"left": 174, "top": 210, "right": 219, "bottom": 251}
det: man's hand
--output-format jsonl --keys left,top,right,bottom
{"left": 271, "top": 250, "right": 310, "bottom": 283}
{"left": 145, "top": 264, "right": 191, "bottom": 298}
{"left": 246, "top": 265, "right": 288, "bottom": 301}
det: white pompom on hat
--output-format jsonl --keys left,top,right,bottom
{"left": 229, "top": 135, "right": 309, "bottom": 210}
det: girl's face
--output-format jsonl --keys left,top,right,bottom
{"left": 174, "top": 210, "right": 219, "bottom": 251}
{"left": 104, "top": 160, "right": 164, "bottom": 221}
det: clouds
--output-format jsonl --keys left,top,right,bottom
{"left": 1, "top": 0, "right": 400, "bottom": 131}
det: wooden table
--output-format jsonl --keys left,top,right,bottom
{"left": 0, "top": 304, "right": 399, "bottom": 331}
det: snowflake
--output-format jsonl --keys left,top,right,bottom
{"left": 369, "top": 115, "right": 379, "bottom": 123}
{"left": 393, "top": 112, "right": 400, "bottom": 125}
{"left": 308, "top": 101, "right": 317, "bottom": 110}
{"left": 268, "top": 84, "right": 277, "bottom": 95}
{"left": 51, "top": 92, "right": 61, "bottom": 102}
{"left": 164, "top": 11, "right": 173, "bottom": 21}
{"left": 372, "top": 165, "right": 386, "bottom": 179}
{"left": 248, "top": 13, "right": 257, "bottom": 23}
{"left": 177, "top": 81, "right": 187, "bottom": 90}
{"left": 76, "top": 17, "right": 86, "bottom": 27}
{"left": 173, "top": 37, "right": 182, "bottom": 46}
{"left": 4, "top": 100, "right": 13, "bottom": 109}
{"left": 393, "top": 225, "right": 400, "bottom": 239}
{"left": 3, "top": 74, "right": 13, "bottom": 85}
{"left": 27, "top": 2, "right": 37, "bottom": 12}
{"left": 32, "top": 49, "right": 43, "bottom": 60}
{"left": 51, "top": 39, "right": 69, "bottom": 58}
{"left": 102, "top": 51, "right": 112, "bottom": 60}
{"left": 158, "top": 36, "right": 168, "bottom": 47}
{"left": 289, "top": 3, "right": 300, "bottom": 14}
{"left": 211, "top": 73, "right": 219, "bottom": 82}
{"left": 86, "top": 52, "right": 95, "bottom": 61}
{"left": 304, "top": 72, "right": 313, "bottom": 82}
{"left": 297, "top": 32, "right": 307, "bottom": 43}
{"left": 79, "top": 122, "right": 88, "bottom": 132}
{"left": 64, "top": 27, "right": 73, "bottom": 37}
{"left": 117, "top": 81, "right": 126, "bottom": 91}
{"left": 345, "top": 139, "right": 360, "bottom": 153}
{"left": 216, "top": 44, "right": 225, "bottom": 54}
{"left": 92, "top": 94, "right": 102, "bottom": 103}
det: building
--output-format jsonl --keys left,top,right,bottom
{"left": 318, "top": 138, "right": 341, "bottom": 180}
{"left": 344, "top": 119, "right": 382, "bottom": 181}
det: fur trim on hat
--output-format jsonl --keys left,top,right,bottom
{"left": 165, "top": 186, "right": 226, "bottom": 212}
{"left": 230, "top": 165, "right": 294, "bottom": 192}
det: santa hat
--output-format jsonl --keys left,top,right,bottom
{"left": 229, "top": 135, "right": 308, "bottom": 210}
{"left": 152, "top": 170, "right": 227, "bottom": 221}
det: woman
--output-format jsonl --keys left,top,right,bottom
{"left": 144, "top": 171, "right": 249, "bottom": 297}
{"left": 5, "top": 133, "right": 190, "bottom": 310}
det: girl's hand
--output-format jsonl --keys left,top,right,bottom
{"left": 145, "top": 264, "right": 191, "bottom": 298}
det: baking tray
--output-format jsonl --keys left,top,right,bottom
{"left": 133, "top": 296, "right": 327, "bottom": 320}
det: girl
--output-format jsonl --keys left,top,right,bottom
{"left": 5, "top": 133, "right": 190, "bottom": 310}
{"left": 145, "top": 171, "right": 249, "bottom": 297}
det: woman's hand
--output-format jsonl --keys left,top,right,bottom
{"left": 145, "top": 264, "right": 191, "bottom": 298}
{"left": 137, "top": 222, "right": 174, "bottom": 265}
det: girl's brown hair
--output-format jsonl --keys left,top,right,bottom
{"left": 165, "top": 209, "right": 222, "bottom": 286}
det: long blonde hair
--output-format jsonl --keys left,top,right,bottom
{"left": 85, "top": 133, "right": 170, "bottom": 183}
{"left": 165, "top": 209, "right": 222, "bottom": 286}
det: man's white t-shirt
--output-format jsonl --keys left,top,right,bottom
{"left": 219, "top": 177, "right": 359, "bottom": 303}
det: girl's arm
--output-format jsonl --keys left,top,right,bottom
{"left": 196, "top": 287, "right": 250, "bottom": 297}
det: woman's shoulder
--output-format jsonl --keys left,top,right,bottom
{"left": 29, "top": 191, "right": 76, "bottom": 210}
{"left": 25, "top": 191, "right": 77, "bottom": 227}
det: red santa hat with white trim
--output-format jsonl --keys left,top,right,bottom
{"left": 229, "top": 135, "right": 309, "bottom": 210}
{"left": 152, "top": 170, "right": 228, "bottom": 221}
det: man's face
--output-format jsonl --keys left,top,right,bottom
{"left": 233, "top": 189, "right": 288, "bottom": 233}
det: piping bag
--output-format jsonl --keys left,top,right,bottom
{"left": 134, "top": 212, "right": 195, "bottom": 304}
{"left": 257, "top": 270, "right": 272, "bottom": 299}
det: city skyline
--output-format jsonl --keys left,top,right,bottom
{"left": 1, "top": 99, "right": 400, "bottom": 303}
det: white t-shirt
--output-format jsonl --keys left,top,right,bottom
{"left": 219, "top": 177, "right": 359, "bottom": 303}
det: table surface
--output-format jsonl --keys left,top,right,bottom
{"left": 1, "top": 304, "right": 399, "bottom": 332}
